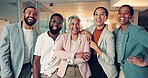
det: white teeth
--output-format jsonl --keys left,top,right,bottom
{"left": 28, "top": 18, "right": 33, "bottom": 21}
{"left": 120, "top": 18, "right": 125, "bottom": 20}
{"left": 96, "top": 19, "right": 101, "bottom": 22}
{"left": 73, "top": 28, "right": 77, "bottom": 31}
{"left": 53, "top": 26, "right": 57, "bottom": 30}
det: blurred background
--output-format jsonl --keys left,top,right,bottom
{"left": 0, "top": 0, "right": 148, "bottom": 34}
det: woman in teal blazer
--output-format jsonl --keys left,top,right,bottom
{"left": 114, "top": 5, "right": 148, "bottom": 78}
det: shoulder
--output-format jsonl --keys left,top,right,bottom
{"left": 104, "top": 27, "right": 114, "bottom": 37}
{"left": 79, "top": 33, "right": 87, "bottom": 40}
{"left": 37, "top": 31, "right": 47, "bottom": 39}
{"left": 86, "top": 24, "right": 96, "bottom": 31}
{"left": 59, "top": 33, "right": 69, "bottom": 39}
{"left": 1, "top": 23, "right": 20, "bottom": 35}
{"left": 60, "top": 33, "right": 68, "bottom": 37}
{"left": 4, "top": 23, "right": 19, "bottom": 30}
{"left": 129, "top": 24, "right": 146, "bottom": 35}
{"left": 113, "top": 27, "right": 120, "bottom": 35}
{"left": 131, "top": 24, "right": 145, "bottom": 31}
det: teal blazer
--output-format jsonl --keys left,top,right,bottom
{"left": 0, "top": 21, "right": 38, "bottom": 78}
{"left": 114, "top": 23, "right": 148, "bottom": 78}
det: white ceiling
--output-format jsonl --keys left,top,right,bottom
{"left": 36, "top": 0, "right": 110, "bottom": 19}
{"left": 0, "top": 0, "right": 148, "bottom": 23}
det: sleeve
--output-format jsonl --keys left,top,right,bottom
{"left": 81, "top": 34, "right": 90, "bottom": 61}
{"left": 136, "top": 27, "right": 148, "bottom": 48}
{"left": 34, "top": 35, "right": 42, "bottom": 56}
{"left": 98, "top": 33, "right": 115, "bottom": 64}
{"left": 74, "top": 34, "right": 91, "bottom": 63}
{"left": 86, "top": 26, "right": 93, "bottom": 34}
{"left": 0, "top": 26, "right": 13, "bottom": 77}
{"left": 135, "top": 27, "right": 148, "bottom": 62}
{"left": 55, "top": 34, "right": 74, "bottom": 59}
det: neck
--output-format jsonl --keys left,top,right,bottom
{"left": 97, "top": 24, "right": 105, "bottom": 30}
{"left": 48, "top": 31, "right": 59, "bottom": 41}
{"left": 22, "top": 21, "right": 33, "bottom": 30}
{"left": 121, "top": 23, "right": 130, "bottom": 32}
{"left": 71, "top": 34, "right": 78, "bottom": 41}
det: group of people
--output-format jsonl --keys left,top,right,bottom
{"left": 0, "top": 4, "right": 148, "bottom": 78}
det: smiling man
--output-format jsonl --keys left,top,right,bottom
{"left": 33, "top": 13, "right": 64, "bottom": 78}
{"left": 0, "top": 6, "right": 39, "bottom": 78}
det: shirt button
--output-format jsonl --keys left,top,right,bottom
{"left": 48, "top": 63, "right": 50, "bottom": 65}
{"left": 44, "top": 69, "right": 46, "bottom": 71}
{"left": 122, "top": 61, "right": 125, "bottom": 64}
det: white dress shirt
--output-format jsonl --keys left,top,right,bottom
{"left": 34, "top": 30, "right": 60, "bottom": 77}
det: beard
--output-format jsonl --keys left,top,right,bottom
{"left": 24, "top": 16, "right": 36, "bottom": 26}
{"left": 49, "top": 26, "right": 62, "bottom": 34}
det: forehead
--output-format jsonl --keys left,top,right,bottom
{"left": 119, "top": 6, "right": 130, "bottom": 12}
{"left": 95, "top": 8, "right": 106, "bottom": 13}
{"left": 25, "top": 8, "right": 38, "bottom": 12}
{"left": 71, "top": 18, "right": 79, "bottom": 22}
{"left": 51, "top": 16, "right": 62, "bottom": 20}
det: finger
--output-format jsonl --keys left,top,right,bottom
{"left": 82, "top": 54, "right": 89, "bottom": 60}
{"left": 85, "top": 52, "right": 90, "bottom": 55}
{"left": 88, "top": 36, "right": 92, "bottom": 41}
{"left": 127, "top": 59, "right": 133, "bottom": 64}
{"left": 127, "top": 58, "right": 132, "bottom": 63}
{"left": 128, "top": 56, "right": 135, "bottom": 59}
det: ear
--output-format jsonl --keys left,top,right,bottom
{"left": 129, "top": 15, "right": 133, "bottom": 19}
{"left": 22, "top": 13, "right": 24, "bottom": 17}
{"left": 104, "top": 16, "right": 107, "bottom": 21}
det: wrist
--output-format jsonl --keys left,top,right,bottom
{"left": 9, "top": 75, "right": 13, "bottom": 78}
{"left": 95, "top": 47, "right": 102, "bottom": 55}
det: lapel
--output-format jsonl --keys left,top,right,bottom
{"left": 17, "top": 21, "right": 25, "bottom": 48}
{"left": 32, "top": 28, "right": 37, "bottom": 48}
{"left": 90, "top": 24, "right": 97, "bottom": 34}
{"left": 98, "top": 26, "right": 107, "bottom": 46}
{"left": 17, "top": 21, "right": 37, "bottom": 63}
{"left": 67, "top": 33, "right": 82, "bottom": 52}
{"left": 121, "top": 24, "right": 131, "bottom": 60}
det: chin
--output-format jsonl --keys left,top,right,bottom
{"left": 72, "top": 32, "right": 78, "bottom": 35}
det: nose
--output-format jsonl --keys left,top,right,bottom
{"left": 120, "top": 13, "right": 125, "bottom": 17}
{"left": 96, "top": 15, "right": 101, "bottom": 19}
{"left": 53, "top": 21, "right": 58, "bottom": 25}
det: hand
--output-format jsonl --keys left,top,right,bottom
{"left": 75, "top": 52, "right": 90, "bottom": 60}
{"left": 89, "top": 40, "right": 102, "bottom": 55}
{"left": 127, "top": 56, "right": 148, "bottom": 67}
{"left": 89, "top": 40, "right": 98, "bottom": 50}
{"left": 9, "top": 75, "right": 13, "bottom": 78}
{"left": 80, "top": 30, "right": 92, "bottom": 41}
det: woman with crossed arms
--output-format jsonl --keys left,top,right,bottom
{"left": 55, "top": 15, "right": 91, "bottom": 78}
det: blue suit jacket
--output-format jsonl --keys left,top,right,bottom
{"left": 0, "top": 21, "right": 38, "bottom": 78}
{"left": 114, "top": 23, "right": 148, "bottom": 78}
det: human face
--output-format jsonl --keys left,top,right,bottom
{"left": 49, "top": 16, "right": 63, "bottom": 34}
{"left": 118, "top": 6, "right": 132, "bottom": 26}
{"left": 94, "top": 8, "right": 107, "bottom": 26}
{"left": 69, "top": 18, "right": 80, "bottom": 35}
{"left": 23, "top": 8, "right": 38, "bottom": 26}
